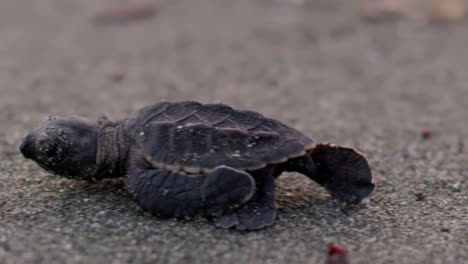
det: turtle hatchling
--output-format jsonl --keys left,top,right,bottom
{"left": 20, "top": 101, "right": 374, "bottom": 230}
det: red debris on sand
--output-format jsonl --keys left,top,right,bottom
{"left": 326, "top": 244, "right": 350, "bottom": 264}
{"left": 360, "top": 0, "right": 404, "bottom": 22}
{"left": 94, "top": 4, "right": 157, "bottom": 24}
{"left": 421, "top": 129, "right": 433, "bottom": 140}
{"left": 429, "top": 0, "right": 466, "bottom": 22}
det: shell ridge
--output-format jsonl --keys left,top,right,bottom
{"left": 193, "top": 112, "right": 209, "bottom": 123}
{"left": 246, "top": 120, "right": 265, "bottom": 131}
{"left": 175, "top": 111, "right": 198, "bottom": 123}
{"left": 140, "top": 102, "right": 171, "bottom": 125}
{"left": 211, "top": 111, "right": 233, "bottom": 126}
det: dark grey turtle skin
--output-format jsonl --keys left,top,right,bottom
{"left": 20, "top": 101, "right": 375, "bottom": 230}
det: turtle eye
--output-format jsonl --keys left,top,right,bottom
{"left": 45, "top": 143, "right": 59, "bottom": 158}
{"left": 37, "top": 139, "right": 66, "bottom": 165}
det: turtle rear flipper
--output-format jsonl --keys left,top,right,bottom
{"left": 211, "top": 166, "right": 277, "bottom": 230}
{"left": 309, "top": 144, "right": 374, "bottom": 204}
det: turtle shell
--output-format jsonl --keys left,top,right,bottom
{"left": 124, "top": 101, "right": 314, "bottom": 173}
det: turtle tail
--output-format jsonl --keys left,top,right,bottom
{"left": 308, "top": 144, "right": 374, "bottom": 204}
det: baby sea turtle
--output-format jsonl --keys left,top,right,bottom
{"left": 20, "top": 101, "right": 374, "bottom": 230}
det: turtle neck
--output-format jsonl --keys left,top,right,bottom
{"left": 96, "top": 120, "right": 130, "bottom": 178}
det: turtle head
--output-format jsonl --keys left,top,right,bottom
{"left": 20, "top": 116, "right": 100, "bottom": 180}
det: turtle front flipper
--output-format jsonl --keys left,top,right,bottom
{"left": 211, "top": 166, "right": 277, "bottom": 230}
{"left": 126, "top": 163, "right": 255, "bottom": 218}
{"left": 308, "top": 144, "right": 374, "bottom": 204}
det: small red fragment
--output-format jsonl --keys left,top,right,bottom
{"left": 326, "top": 243, "right": 349, "bottom": 264}
{"left": 94, "top": 4, "right": 157, "bottom": 24}
{"left": 360, "top": 0, "right": 404, "bottom": 22}
{"left": 420, "top": 129, "right": 433, "bottom": 140}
